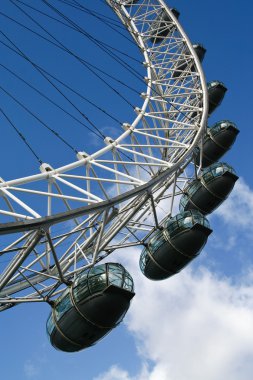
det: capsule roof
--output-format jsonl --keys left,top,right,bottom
{"left": 123, "top": 0, "right": 139, "bottom": 7}
{"left": 184, "top": 162, "right": 237, "bottom": 194}
{"left": 207, "top": 80, "right": 227, "bottom": 89}
{"left": 192, "top": 43, "right": 206, "bottom": 50}
{"left": 164, "top": 210, "right": 210, "bottom": 238}
{"left": 74, "top": 262, "right": 134, "bottom": 295}
{"left": 209, "top": 120, "right": 239, "bottom": 137}
{"left": 192, "top": 44, "right": 206, "bottom": 62}
{"left": 201, "top": 162, "right": 237, "bottom": 184}
{"left": 170, "top": 8, "right": 180, "bottom": 18}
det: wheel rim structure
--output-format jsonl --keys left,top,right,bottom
{"left": 0, "top": 0, "right": 208, "bottom": 310}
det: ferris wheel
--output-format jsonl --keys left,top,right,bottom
{"left": 0, "top": 0, "right": 239, "bottom": 352}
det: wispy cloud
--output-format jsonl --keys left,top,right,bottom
{"left": 213, "top": 178, "right": 253, "bottom": 232}
{"left": 24, "top": 360, "right": 39, "bottom": 379}
{"left": 206, "top": 177, "right": 253, "bottom": 268}
{"left": 94, "top": 364, "right": 149, "bottom": 380}
{"left": 94, "top": 365, "right": 135, "bottom": 380}
{"left": 94, "top": 204, "right": 253, "bottom": 380}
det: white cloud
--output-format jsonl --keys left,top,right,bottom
{"left": 95, "top": 247, "right": 253, "bottom": 380}
{"left": 94, "top": 366, "right": 132, "bottom": 380}
{"left": 214, "top": 178, "right": 253, "bottom": 231}
{"left": 94, "top": 364, "right": 149, "bottom": 380}
{"left": 207, "top": 178, "right": 253, "bottom": 260}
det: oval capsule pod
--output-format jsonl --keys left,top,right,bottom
{"left": 208, "top": 81, "right": 227, "bottom": 115}
{"left": 46, "top": 263, "right": 135, "bottom": 352}
{"left": 172, "top": 44, "right": 206, "bottom": 79}
{"left": 193, "top": 44, "right": 206, "bottom": 62}
{"left": 139, "top": 210, "right": 212, "bottom": 280}
{"left": 196, "top": 121, "right": 239, "bottom": 167}
{"left": 179, "top": 162, "right": 238, "bottom": 215}
{"left": 149, "top": 8, "right": 180, "bottom": 44}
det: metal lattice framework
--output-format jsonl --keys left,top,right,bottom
{"left": 0, "top": 0, "right": 208, "bottom": 310}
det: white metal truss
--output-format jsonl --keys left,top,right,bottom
{"left": 0, "top": 0, "right": 208, "bottom": 310}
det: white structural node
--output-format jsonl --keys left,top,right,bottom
{"left": 0, "top": 1, "right": 238, "bottom": 349}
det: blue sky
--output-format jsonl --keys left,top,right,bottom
{"left": 0, "top": 1, "right": 253, "bottom": 379}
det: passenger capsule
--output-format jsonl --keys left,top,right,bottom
{"left": 149, "top": 8, "right": 180, "bottom": 44}
{"left": 193, "top": 44, "right": 206, "bottom": 62}
{"left": 139, "top": 210, "right": 212, "bottom": 280}
{"left": 46, "top": 263, "right": 135, "bottom": 352}
{"left": 179, "top": 162, "right": 238, "bottom": 215}
{"left": 208, "top": 81, "right": 227, "bottom": 115}
{"left": 196, "top": 121, "right": 239, "bottom": 167}
{"left": 172, "top": 44, "right": 206, "bottom": 79}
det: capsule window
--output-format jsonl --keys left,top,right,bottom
{"left": 188, "top": 180, "right": 201, "bottom": 196}
{"left": 166, "top": 220, "right": 178, "bottom": 233}
{"left": 46, "top": 314, "right": 55, "bottom": 336}
{"left": 74, "top": 270, "right": 88, "bottom": 285}
{"left": 172, "top": 218, "right": 185, "bottom": 234}
{"left": 88, "top": 273, "right": 107, "bottom": 294}
{"left": 91, "top": 267, "right": 106, "bottom": 276}
{"left": 183, "top": 216, "right": 193, "bottom": 227}
{"left": 123, "top": 276, "right": 134, "bottom": 291}
{"left": 180, "top": 195, "right": 188, "bottom": 210}
{"left": 54, "top": 293, "right": 72, "bottom": 321}
{"left": 148, "top": 230, "right": 164, "bottom": 253}
{"left": 203, "top": 170, "right": 214, "bottom": 183}
{"left": 73, "top": 282, "right": 90, "bottom": 303}
{"left": 215, "top": 166, "right": 224, "bottom": 175}
{"left": 140, "top": 250, "right": 149, "bottom": 272}
{"left": 211, "top": 125, "right": 221, "bottom": 135}
{"left": 109, "top": 271, "right": 123, "bottom": 288}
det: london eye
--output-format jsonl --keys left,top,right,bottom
{"left": 0, "top": 0, "right": 239, "bottom": 352}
